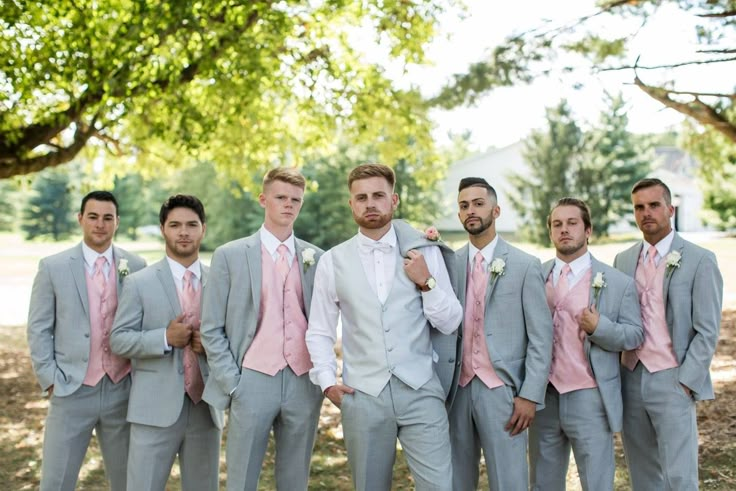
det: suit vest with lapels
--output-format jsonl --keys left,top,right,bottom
{"left": 545, "top": 266, "right": 597, "bottom": 393}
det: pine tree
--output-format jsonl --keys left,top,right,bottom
{"left": 21, "top": 169, "right": 76, "bottom": 240}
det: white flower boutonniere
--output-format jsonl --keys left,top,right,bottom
{"left": 302, "top": 248, "right": 316, "bottom": 273}
{"left": 592, "top": 272, "right": 606, "bottom": 305}
{"left": 117, "top": 258, "right": 130, "bottom": 278}
{"left": 665, "top": 250, "right": 681, "bottom": 276}
{"left": 489, "top": 258, "right": 505, "bottom": 282}
{"left": 424, "top": 226, "right": 441, "bottom": 241}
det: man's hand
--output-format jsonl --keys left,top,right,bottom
{"left": 190, "top": 329, "right": 204, "bottom": 354}
{"left": 579, "top": 304, "right": 600, "bottom": 335}
{"left": 403, "top": 249, "right": 431, "bottom": 288}
{"left": 505, "top": 397, "right": 536, "bottom": 436}
{"left": 324, "top": 384, "right": 355, "bottom": 409}
{"left": 166, "top": 314, "right": 193, "bottom": 348}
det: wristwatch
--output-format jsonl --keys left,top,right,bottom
{"left": 420, "top": 276, "right": 437, "bottom": 292}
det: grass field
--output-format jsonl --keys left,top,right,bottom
{"left": 1, "top": 232, "right": 734, "bottom": 490}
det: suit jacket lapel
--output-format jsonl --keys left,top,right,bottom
{"left": 457, "top": 244, "right": 469, "bottom": 312}
{"left": 486, "top": 238, "right": 509, "bottom": 305}
{"left": 244, "top": 234, "right": 262, "bottom": 312}
{"left": 663, "top": 233, "right": 685, "bottom": 304}
{"left": 542, "top": 260, "right": 554, "bottom": 283}
{"left": 156, "top": 258, "right": 182, "bottom": 316}
{"left": 70, "top": 243, "right": 90, "bottom": 315}
{"left": 294, "top": 240, "right": 314, "bottom": 317}
{"left": 112, "top": 246, "right": 123, "bottom": 286}
{"left": 589, "top": 256, "right": 603, "bottom": 309}
{"left": 621, "top": 242, "right": 642, "bottom": 277}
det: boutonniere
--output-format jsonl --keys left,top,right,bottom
{"left": 665, "top": 250, "right": 681, "bottom": 275}
{"left": 489, "top": 258, "right": 505, "bottom": 282}
{"left": 302, "top": 248, "right": 316, "bottom": 273}
{"left": 424, "top": 226, "right": 441, "bottom": 241}
{"left": 117, "top": 258, "right": 130, "bottom": 278}
{"left": 592, "top": 272, "right": 606, "bottom": 305}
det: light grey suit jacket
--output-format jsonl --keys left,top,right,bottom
{"left": 27, "top": 243, "right": 146, "bottom": 396}
{"left": 614, "top": 233, "right": 723, "bottom": 401}
{"left": 456, "top": 238, "right": 553, "bottom": 405}
{"left": 110, "top": 259, "right": 224, "bottom": 429}
{"left": 200, "top": 232, "right": 324, "bottom": 410}
{"left": 392, "top": 219, "right": 462, "bottom": 406}
{"left": 542, "top": 255, "right": 644, "bottom": 431}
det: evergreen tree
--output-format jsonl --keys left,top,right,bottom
{"left": 0, "top": 180, "right": 18, "bottom": 231}
{"left": 508, "top": 101, "right": 584, "bottom": 246}
{"left": 113, "top": 173, "right": 167, "bottom": 240}
{"left": 21, "top": 169, "right": 76, "bottom": 240}
{"left": 577, "top": 93, "right": 650, "bottom": 237}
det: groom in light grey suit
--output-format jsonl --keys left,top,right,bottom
{"left": 111, "top": 195, "right": 223, "bottom": 491}
{"left": 529, "top": 197, "right": 643, "bottom": 491}
{"left": 201, "top": 168, "right": 324, "bottom": 491}
{"left": 306, "top": 163, "right": 463, "bottom": 491}
{"left": 614, "top": 178, "right": 723, "bottom": 490}
{"left": 27, "top": 190, "right": 146, "bottom": 491}
{"left": 450, "top": 177, "right": 552, "bottom": 491}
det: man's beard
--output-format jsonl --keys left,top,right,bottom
{"left": 354, "top": 209, "right": 393, "bottom": 230}
{"left": 463, "top": 214, "right": 493, "bottom": 236}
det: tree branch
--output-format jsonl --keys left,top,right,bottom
{"left": 697, "top": 9, "right": 736, "bottom": 18}
{"left": 600, "top": 56, "right": 736, "bottom": 71}
{"left": 634, "top": 76, "right": 736, "bottom": 143}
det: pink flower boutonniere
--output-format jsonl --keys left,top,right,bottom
{"left": 424, "top": 226, "right": 441, "bottom": 241}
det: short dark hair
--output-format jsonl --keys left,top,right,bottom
{"left": 547, "top": 197, "right": 592, "bottom": 231}
{"left": 348, "top": 163, "right": 396, "bottom": 190}
{"left": 632, "top": 178, "right": 672, "bottom": 205}
{"left": 159, "top": 195, "right": 206, "bottom": 225}
{"left": 458, "top": 177, "right": 498, "bottom": 202}
{"left": 80, "top": 191, "right": 118, "bottom": 215}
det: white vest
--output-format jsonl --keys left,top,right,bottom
{"left": 332, "top": 236, "right": 434, "bottom": 397}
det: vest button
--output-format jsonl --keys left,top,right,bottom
{"left": 84, "top": 333, "right": 90, "bottom": 338}
{"left": 387, "top": 347, "right": 393, "bottom": 352}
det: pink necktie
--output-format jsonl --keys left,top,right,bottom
{"left": 646, "top": 245, "right": 658, "bottom": 272}
{"left": 93, "top": 256, "right": 107, "bottom": 293}
{"left": 182, "top": 270, "right": 204, "bottom": 404}
{"left": 471, "top": 252, "right": 486, "bottom": 298}
{"left": 276, "top": 244, "right": 290, "bottom": 281}
{"left": 556, "top": 264, "right": 572, "bottom": 297}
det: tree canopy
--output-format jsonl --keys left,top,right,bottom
{"left": 432, "top": 0, "right": 736, "bottom": 143}
{"left": 1, "top": 0, "right": 456, "bottom": 179}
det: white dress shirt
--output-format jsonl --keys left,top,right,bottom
{"left": 260, "top": 225, "right": 296, "bottom": 265}
{"left": 642, "top": 229, "right": 675, "bottom": 266}
{"left": 81, "top": 242, "right": 114, "bottom": 277}
{"left": 306, "top": 225, "right": 463, "bottom": 390}
{"left": 552, "top": 252, "right": 592, "bottom": 289}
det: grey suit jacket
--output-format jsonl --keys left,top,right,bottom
{"left": 542, "top": 256, "right": 644, "bottom": 431}
{"left": 200, "top": 232, "right": 324, "bottom": 410}
{"left": 456, "top": 238, "right": 553, "bottom": 405}
{"left": 27, "top": 243, "right": 146, "bottom": 396}
{"left": 110, "top": 259, "right": 224, "bottom": 429}
{"left": 392, "top": 219, "right": 462, "bottom": 406}
{"left": 614, "top": 233, "right": 723, "bottom": 401}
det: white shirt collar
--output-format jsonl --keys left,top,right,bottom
{"left": 166, "top": 256, "right": 201, "bottom": 283}
{"left": 260, "top": 225, "right": 296, "bottom": 258}
{"left": 553, "top": 251, "right": 591, "bottom": 278}
{"left": 468, "top": 235, "right": 499, "bottom": 267}
{"left": 643, "top": 229, "right": 675, "bottom": 261}
{"left": 357, "top": 224, "right": 397, "bottom": 249}
{"left": 81, "top": 242, "right": 113, "bottom": 268}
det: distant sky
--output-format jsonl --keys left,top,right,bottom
{"left": 385, "top": 0, "right": 731, "bottom": 151}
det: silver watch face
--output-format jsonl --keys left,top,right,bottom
{"left": 426, "top": 277, "right": 437, "bottom": 290}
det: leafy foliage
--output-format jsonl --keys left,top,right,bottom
{"left": 432, "top": 0, "right": 736, "bottom": 143}
{"left": 0, "top": 0, "right": 455, "bottom": 179}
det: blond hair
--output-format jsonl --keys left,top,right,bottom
{"left": 263, "top": 167, "right": 306, "bottom": 191}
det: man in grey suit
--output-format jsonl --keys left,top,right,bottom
{"left": 201, "top": 168, "right": 324, "bottom": 491}
{"left": 110, "top": 195, "right": 223, "bottom": 491}
{"left": 450, "top": 177, "right": 552, "bottom": 491}
{"left": 27, "top": 190, "right": 146, "bottom": 491}
{"left": 529, "top": 197, "right": 643, "bottom": 491}
{"left": 614, "top": 178, "right": 723, "bottom": 490}
{"left": 306, "top": 163, "right": 463, "bottom": 491}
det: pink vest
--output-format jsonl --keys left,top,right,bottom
{"left": 545, "top": 269, "right": 597, "bottom": 393}
{"left": 459, "top": 263, "right": 504, "bottom": 389}
{"left": 623, "top": 254, "right": 678, "bottom": 372}
{"left": 83, "top": 264, "right": 130, "bottom": 386}
{"left": 242, "top": 245, "right": 311, "bottom": 376}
